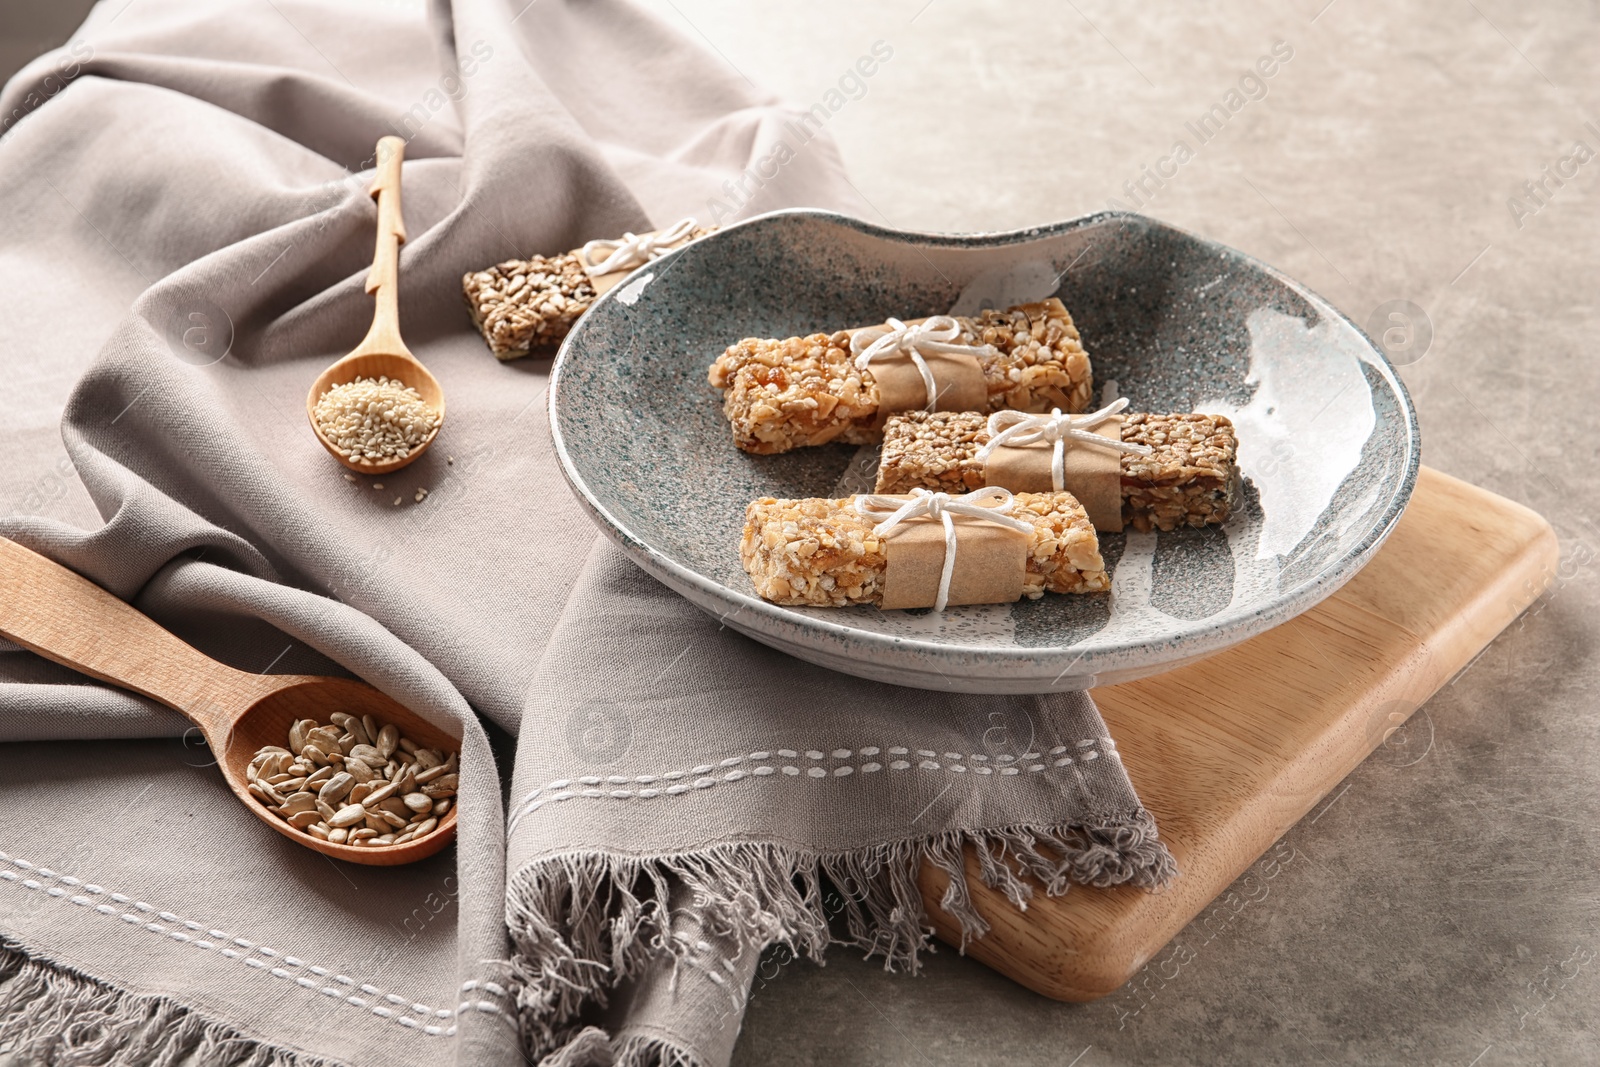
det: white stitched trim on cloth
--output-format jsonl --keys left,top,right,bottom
{"left": 671, "top": 930, "right": 748, "bottom": 1016}
{"left": 0, "top": 849, "right": 512, "bottom": 1036}
{"left": 506, "top": 739, "right": 1119, "bottom": 834}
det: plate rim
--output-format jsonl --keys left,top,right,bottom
{"left": 548, "top": 207, "right": 1422, "bottom": 681}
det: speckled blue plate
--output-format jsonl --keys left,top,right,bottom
{"left": 549, "top": 210, "right": 1420, "bottom": 693}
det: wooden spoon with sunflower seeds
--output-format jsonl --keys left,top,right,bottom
{"left": 0, "top": 535, "right": 458, "bottom": 865}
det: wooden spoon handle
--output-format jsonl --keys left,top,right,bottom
{"left": 356, "top": 135, "right": 409, "bottom": 357}
{"left": 0, "top": 537, "right": 261, "bottom": 735}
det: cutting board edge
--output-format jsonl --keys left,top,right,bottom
{"left": 916, "top": 468, "right": 1559, "bottom": 1002}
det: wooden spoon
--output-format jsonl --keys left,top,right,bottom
{"left": 0, "top": 536, "right": 459, "bottom": 866}
{"left": 307, "top": 135, "right": 444, "bottom": 475}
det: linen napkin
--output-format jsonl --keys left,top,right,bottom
{"left": 0, "top": 1, "right": 1174, "bottom": 1064}
{"left": 507, "top": 551, "right": 1174, "bottom": 1064}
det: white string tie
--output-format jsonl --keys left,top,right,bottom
{"left": 579, "top": 216, "right": 698, "bottom": 277}
{"left": 849, "top": 316, "right": 998, "bottom": 410}
{"left": 973, "top": 397, "right": 1153, "bottom": 492}
{"left": 854, "top": 487, "right": 1033, "bottom": 612}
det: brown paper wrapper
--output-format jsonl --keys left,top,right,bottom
{"left": 847, "top": 318, "right": 988, "bottom": 426}
{"left": 869, "top": 350, "right": 987, "bottom": 421}
{"left": 578, "top": 227, "right": 699, "bottom": 294}
{"left": 985, "top": 416, "right": 1125, "bottom": 532}
{"left": 880, "top": 513, "right": 1028, "bottom": 610}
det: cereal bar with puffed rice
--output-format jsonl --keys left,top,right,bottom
{"left": 740, "top": 492, "right": 1109, "bottom": 608}
{"left": 463, "top": 252, "right": 597, "bottom": 359}
{"left": 708, "top": 299, "right": 1094, "bottom": 455}
{"left": 463, "top": 224, "right": 716, "bottom": 359}
{"left": 874, "top": 410, "right": 1241, "bottom": 533}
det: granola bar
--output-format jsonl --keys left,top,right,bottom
{"left": 463, "top": 224, "right": 715, "bottom": 360}
{"left": 875, "top": 410, "right": 1240, "bottom": 533}
{"left": 741, "top": 492, "right": 1110, "bottom": 608}
{"left": 463, "top": 252, "right": 596, "bottom": 359}
{"left": 708, "top": 298, "right": 1094, "bottom": 455}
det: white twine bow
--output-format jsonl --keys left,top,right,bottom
{"left": 850, "top": 316, "right": 998, "bottom": 410}
{"left": 854, "top": 487, "right": 1033, "bottom": 612}
{"left": 974, "top": 397, "right": 1153, "bottom": 492}
{"left": 578, "top": 216, "right": 698, "bottom": 277}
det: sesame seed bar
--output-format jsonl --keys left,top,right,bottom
{"left": 875, "top": 410, "right": 1241, "bottom": 533}
{"left": 740, "top": 492, "right": 1110, "bottom": 608}
{"left": 463, "top": 225, "right": 716, "bottom": 360}
{"left": 708, "top": 298, "right": 1094, "bottom": 455}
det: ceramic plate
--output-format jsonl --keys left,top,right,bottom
{"left": 549, "top": 210, "right": 1420, "bottom": 692}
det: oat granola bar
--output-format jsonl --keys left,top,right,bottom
{"left": 875, "top": 410, "right": 1240, "bottom": 533}
{"left": 741, "top": 492, "right": 1110, "bottom": 608}
{"left": 463, "top": 224, "right": 715, "bottom": 360}
{"left": 708, "top": 298, "right": 1094, "bottom": 455}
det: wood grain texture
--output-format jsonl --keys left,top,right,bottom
{"left": 917, "top": 467, "right": 1560, "bottom": 1000}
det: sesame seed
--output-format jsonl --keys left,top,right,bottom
{"left": 312, "top": 377, "right": 440, "bottom": 464}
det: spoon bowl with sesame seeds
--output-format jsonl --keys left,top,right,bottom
{"left": 307, "top": 135, "right": 445, "bottom": 476}
{"left": 0, "top": 535, "right": 460, "bottom": 866}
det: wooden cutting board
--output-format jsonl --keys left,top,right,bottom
{"left": 917, "top": 467, "right": 1559, "bottom": 1000}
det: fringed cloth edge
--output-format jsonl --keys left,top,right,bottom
{"left": 0, "top": 938, "right": 345, "bottom": 1067}
{"left": 508, "top": 811, "right": 1176, "bottom": 1065}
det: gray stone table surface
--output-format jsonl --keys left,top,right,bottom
{"left": 3, "top": 0, "right": 1596, "bottom": 1064}
{"left": 629, "top": 1, "right": 1600, "bottom": 1065}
